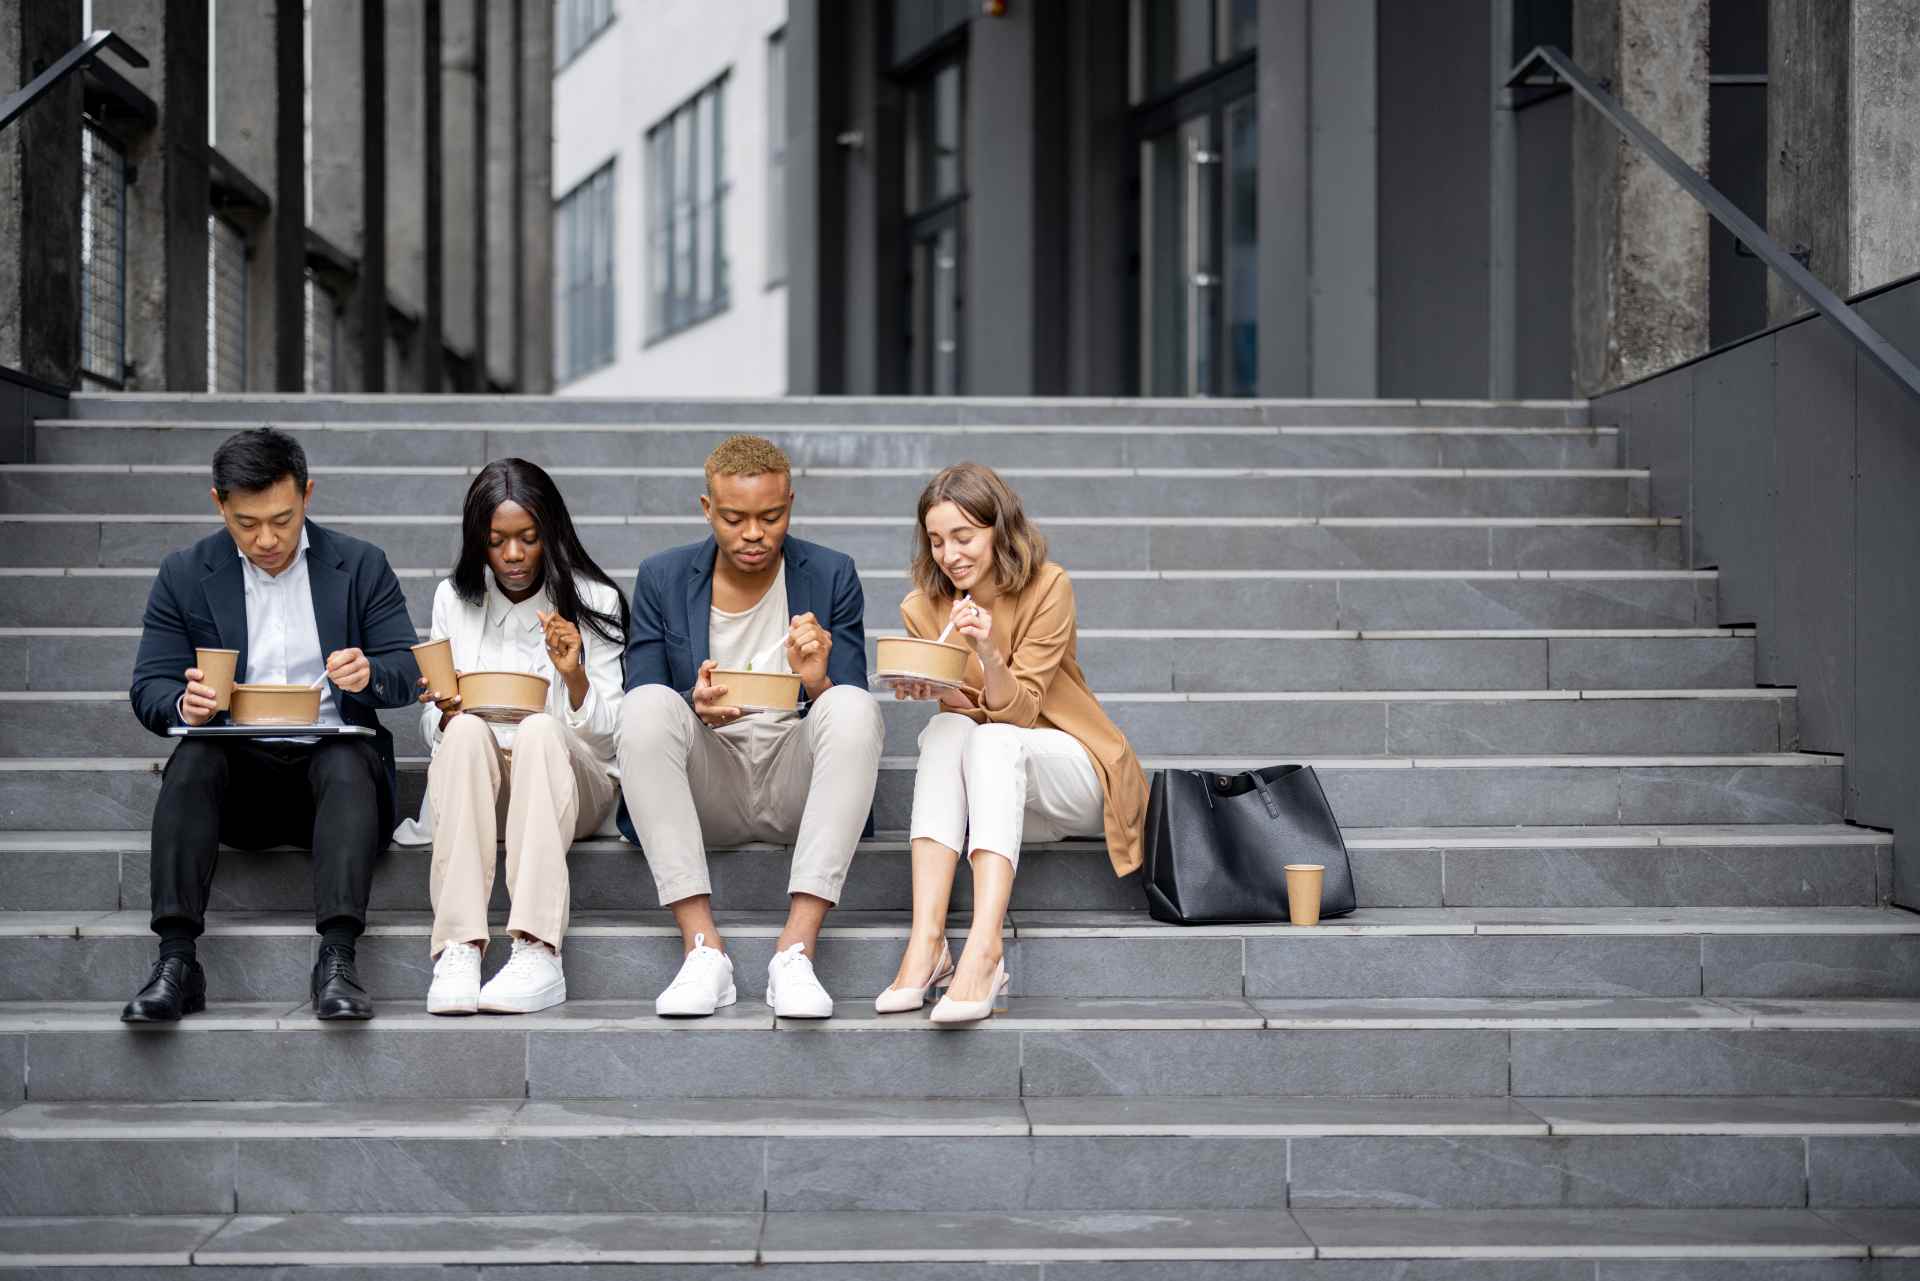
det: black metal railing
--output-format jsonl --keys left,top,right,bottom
{"left": 0, "top": 30, "right": 146, "bottom": 133}
{"left": 1507, "top": 44, "right": 1920, "bottom": 406}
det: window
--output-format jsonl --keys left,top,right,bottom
{"left": 206, "top": 214, "right": 248, "bottom": 392}
{"left": 647, "top": 76, "right": 729, "bottom": 341}
{"left": 555, "top": 0, "right": 614, "bottom": 68}
{"left": 766, "top": 30, "right": 787, "bottom": 286}
{"left": 553, "top": 162, "right": 617, "bottom": 383}
{"left": 79, "top": 122, "right": 127, "bottom": 387}
{"left": 304, "top": 272, "right": 337, "bottom": 393}
{"left": 1130, "top": 0, "right": 1257, "bottom": 104}
{"left": 903, "top": 55, "right": 966, "bottom": 394}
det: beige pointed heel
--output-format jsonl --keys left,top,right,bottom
{"left": 928, "top": 960, "right": 1009, "bottom": 1025}
{"left": 874, "top": 941, "right": 955, "bottom": 1014}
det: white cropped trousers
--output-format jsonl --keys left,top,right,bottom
{"left": 907, "top": 712, "right": 1104, "bottom": 869}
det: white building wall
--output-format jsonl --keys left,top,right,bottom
{"left": 551, "top": 0, "right": 787, "bottom": 396}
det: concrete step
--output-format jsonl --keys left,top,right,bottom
{"left": 0, "top": 752, "right": 1849, "bottom": 832}
{"left": 0, "top": 625, "right": 1763, "bottom": 693}
{"left": 5, "top": 1096, "right": 1919, "bottom": 1216}
{"left": 4, "top": 907, "right": 1917, "bottom": 1003}
{"left": 0, "top": 512, "right": 1686, "bottom": 571}
{"left": 6, "top": 824, "right": 1886, "bottom": 915}
{"left": 36, "top": 418, "right": 1625, "bottom": 469}
{"left": 2, "top": 687, "right": 1800, "bottom": 761}
{"left": 0, "top": 566, "right": 1723, "bottom": 630}
{"left": 6, "top": 997, "right": 1920, "bottom": 1103}
{"left": 7, "top": 1205, "right": 1910, "bottom": 1269}
{"left": 62, "top": 392, "right": 1595, "bottom": 426}
{"left": 0, "top": 463, "right": 1652, "bottom": 519}
{"left": 10, "top": 1205, "right": 1910, "bottom": 1270}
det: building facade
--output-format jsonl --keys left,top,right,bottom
{"left": 550, "top": 0, "right": 1920, "bottom": 402}
{"left": 0, "top": 0, "right": 555, "bottom": 395}
{"left": 548, "top": 0, "right": 787, "bottom": 396}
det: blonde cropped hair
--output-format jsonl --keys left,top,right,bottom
{"left": 911, "top": 462, "right": 1049, "bottom": 603}
{"left": 704, "top": 434, "right": 793, "bottom": 492}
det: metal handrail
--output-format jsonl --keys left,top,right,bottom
{"left": 1507, "top": 44, "right": 1920, "bottom": 405}
{"left": 0, "top": 29, "right": 147, "bottom": 133}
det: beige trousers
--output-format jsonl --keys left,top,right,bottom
{"left": 428, "top": 712, "right": 618, "bottom": 956}
{"left": 617, "top": 683, "right": 885, "bottom": 906}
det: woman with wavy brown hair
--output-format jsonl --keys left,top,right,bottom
{"left": 876, "top": 462, "right": 1148, "bottom": 1023}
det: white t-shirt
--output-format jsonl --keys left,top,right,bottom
{"left": 709, "top": 560, "right": 794, "bottom": 730}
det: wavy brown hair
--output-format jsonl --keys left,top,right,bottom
{"left": 910, "top": 462, "right": 1049, "bottom": 603}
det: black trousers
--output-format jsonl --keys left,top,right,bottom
{"left": 149, "top": 736, "right": 386, "bottom": 936}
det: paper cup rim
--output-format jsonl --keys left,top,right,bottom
{"left": 195, "top": 647, "right": 240, "bottom": 655}
{"left": 1283, "top": 863, "right": 1326, "bottom": 872}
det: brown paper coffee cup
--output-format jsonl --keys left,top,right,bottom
{"left": 1284, "top": 863, "right": 1326, "bottom": 927}
{"left": 412, "top": 638, "right": 458, "bottom": 700}
{"left": 195, "top": 647, "right": 238, "bottom": 713}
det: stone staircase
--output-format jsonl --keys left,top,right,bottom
{"left": 0, "top": 393, "right": 1915, "bottom": 1274}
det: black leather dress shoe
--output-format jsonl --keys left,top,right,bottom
{"left": 311, "top": 944, "right": 374, "bottom": 1020}
{"left": 121, "top": 955, "right": 207, "bottom": 1022}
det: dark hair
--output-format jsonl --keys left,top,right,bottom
{"left": 453, "top": 458, "right": 629, "bottom": 646}
{"left": 211, "top": 427, "right": 308, "bottom": 499}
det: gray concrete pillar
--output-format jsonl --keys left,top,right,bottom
{"left": 1569, "top": 0, "right": 1709, "bottom": 394}
{"left": 1257, "top": 0, "right": 1309, "bottom": 396}
{"left": 1062, "top": 0, "right": 1128, "bottom": 396}
{"left": 484, "top": 0, "right": 516, "bottom": 387}
{"left": 785, "top": 0, "right": 846, "bottom": 395}
{"left": 0, "top": 0, "right": 82, "bottom": 387}
{"left": 216, "top": 0, "right": 305, "bottom": 392}
{"left": 1848, "top": 0, "right": 1920, "bottom": 295}
{"left": 1766, "top": 0, "right": 1852, "bottom": 326}
{"left": 420, "top": 0, "right": 446, "bottom": 390}
{"left": 1771, "top": 0, "right": 1920, "bottom": 322}
{"left": 1310, "top": 0, "right": 1377, "bottom": 397}
{"left": 517, "top": 0, "right": 553, "bottom": 393}
{"left": 440, "top": 0, "right": 477, "bottom": 379}
{"left": 384, "top": 1, "right": 427, "bottom": 320}
{"left": 311, "top": 0, "right": 389, "bottom": 391}
{"left": 966, "top": 4, "right": 1041, "bottom": 395}
{"left": 95, "top": 0, "right": 211, "bottom": 390}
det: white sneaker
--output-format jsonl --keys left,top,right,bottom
{"left": 654, "top": 932, "right": 737, "bottom": 1017}
{"left": 766, "top": 942, "right": 834, "bottom": 1019}
{"left": 427, "top": 940, "right": 483, "bottom": 1015}
{"left": 477, "top": 936, "right": 566, "bottom": 1014}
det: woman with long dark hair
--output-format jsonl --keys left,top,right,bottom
{"left": 403, "top": 458, "right": 629, "bottom": 1015}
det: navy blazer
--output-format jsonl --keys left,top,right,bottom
{"left": 618, "top": 534, "right": 871, "bottom": 844}
{"left": 129, "top": 522, "right": 423, "bottom": 835}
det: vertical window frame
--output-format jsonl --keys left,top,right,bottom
{"left": 553, "top": 160, "right": 618, "bottom": 385}
{"left": 645, "top": 73, "right": 732, "bottom": 343}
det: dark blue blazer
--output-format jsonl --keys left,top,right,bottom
{"left": 129, "top": 522, "right": 423, "bottom": 834}
{"left": 618, "top": 534, "right": 871, "bottom": 844}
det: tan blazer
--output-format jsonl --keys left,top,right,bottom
{"left": 901, "top": 562, "right": 1149, "bottom": 877}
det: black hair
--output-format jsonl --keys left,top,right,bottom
{"left": 453, "top": 458, "right": 629, "bottom": 646}
{"left": 211, "top": 427, "right": 309, "bottom": 499}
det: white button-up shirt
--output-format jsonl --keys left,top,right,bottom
{"left": 474, "top": 575, "right": 553, "bottom": 752}
{"left": 241, "top": 527, "right": 342, "bottom": 728}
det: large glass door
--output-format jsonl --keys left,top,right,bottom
{"left": 904, "top": 55, "right": 966, "bottom": 395}
{"left": 1131, "top": 0, "right": 1256, "bottom": 397}
{"left": 1139, "top": 89, "right": 1255, "bottom": 397}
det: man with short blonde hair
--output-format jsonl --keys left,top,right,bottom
{"left": 618, "top": 434, "right": 884, "bottom": 1019}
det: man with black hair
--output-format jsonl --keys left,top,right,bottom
{"left": 123, "top": 427, "right": 421, "bottom": 1022}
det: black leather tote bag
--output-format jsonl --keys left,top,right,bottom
{"left": 1143, "top": 764, "right": 1357, "bottom": 924}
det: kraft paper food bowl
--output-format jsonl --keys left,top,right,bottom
{"left": 230, "top": 684, "right": 322, "bottom": 726}
{"left": 457, "top": 671, "right": 550, "bottom": 713}
{"left": 875, "top": 636, "right": 972, "bottom": 685}
{"left": 711, "top": 669, "right": 802, "bottom": 712}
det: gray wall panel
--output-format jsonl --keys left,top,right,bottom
{"left": 1599, "top": 274, "right": 1920, "bottom": 903}
{"left": 1376, "top": 0, "right": 1492, "bottom": 397}
{"left": 1689, "top": 336, "right": 1776, "bottom": 636}
{"left": 1623, "top": 364, "right": 1693, "bottom": 537}
{"left": 1309, "top": 0, "right": 1378, "bottom": 396}
{"left": 1258, "top": 0, "right": 1311, "bottom": 395}
{"left": 1514, "top": 92, "right": 1573, "bottom": 398}
{"left": 1851, "top": 286, "right": 1920, "bottom": 898}
{"left": 1772, "top": 318, "right": 1858, "bottom": 760}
